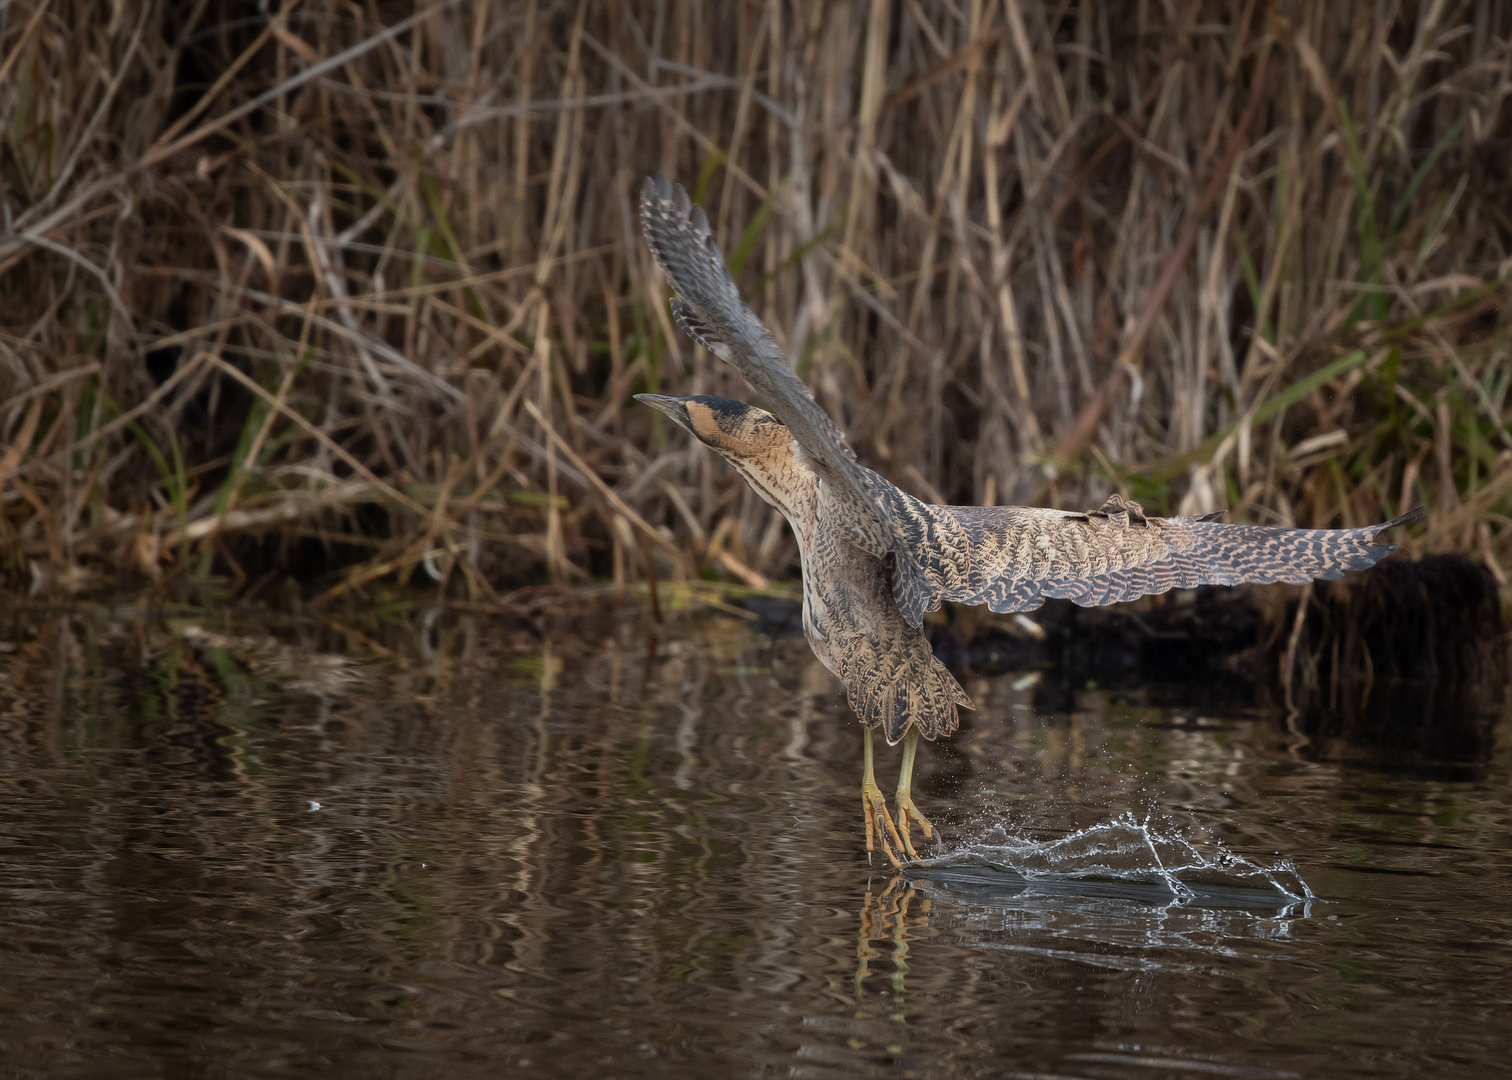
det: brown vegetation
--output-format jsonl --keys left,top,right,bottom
{"left": 2, "top": 0, "right": 1510, "bottom": 603}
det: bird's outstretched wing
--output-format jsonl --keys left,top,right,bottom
{"left": 916, "top": 495, "right": 1423, "bottom": 614}
{"left": 639, "top": 174, "right": 933, "bottom": 624}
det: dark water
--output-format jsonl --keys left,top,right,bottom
{"left": 1, "top": 602, "right": 1509, "bottom": 1078}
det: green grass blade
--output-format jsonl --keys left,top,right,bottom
{"left": 724, "top": 194, "right": 772, "bottom": 277}
{"left": 1339, "top": 100, "right": 1386, "bottom": 322}
{"left": 1389, "top": 116, "right": 1465, "bottom": 232}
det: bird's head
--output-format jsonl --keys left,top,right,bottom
{"left": 634, "top": 394, "right": 790, "bottom": 461}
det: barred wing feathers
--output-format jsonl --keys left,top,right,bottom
{"left": 923, "top": 496, "right": 1423, "bottom": 614}
{"left": 639, "top": 174, "right": 933, "bottom": 626}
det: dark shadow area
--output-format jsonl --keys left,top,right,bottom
{"left": 1286, "top": 555, "right": 1508, "bottom": 779}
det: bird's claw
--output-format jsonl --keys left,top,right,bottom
{"left": 862, "top": 779, "right": 905, "bottom": 869}
{"left": 894, "top": 790, "right": 934, "bottom": 861}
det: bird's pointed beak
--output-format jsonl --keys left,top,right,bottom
{"left": 633, "top": 393, "right": 694, "bottom": 433}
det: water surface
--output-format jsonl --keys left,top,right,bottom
{"left": 0, "top": 602, "right": 1508, "bottom": 1077}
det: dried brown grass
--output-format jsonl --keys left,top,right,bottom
{"left": 2, "top": 0, "right": 1511, "bottom": 602}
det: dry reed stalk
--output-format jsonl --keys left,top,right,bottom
{"left": 1, "top": 0, "right": 1509, "bottom": 604}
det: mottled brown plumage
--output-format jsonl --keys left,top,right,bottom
{"left": 636, "top": 175, "right": 1420, "bottom": 867}
{"left": 639, "top": 174, "right": 934, "bottom": 627}
{"left": 897, "top": 492, "right": 1420, "bottom": 614}
{"left": 634, "top": 394, "right": 973, "bottom": 747}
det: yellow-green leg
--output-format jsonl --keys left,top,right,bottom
{"left": 862, "top": 728, "right": 905, "bottom": 868}
{"left": 894, "top": 727, "right": 934, "bottom": 860}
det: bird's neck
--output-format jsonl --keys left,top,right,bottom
{"left": 726, "top": 442, "right": 819, "bottom": 538}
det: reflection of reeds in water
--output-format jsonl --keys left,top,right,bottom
{"left": 0, "top": 606, "right": 1507, "bottom": 1070}
{"left": 1278, "top": 554, "right": 1508, "bottom": 773}
{"left": 2, "top": 2, "right": 1509, "bottom": 599}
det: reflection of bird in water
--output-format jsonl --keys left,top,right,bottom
{"left": 635, "top": 175, "right": 1420, "bottom": 869}
{"left": 856, "top": 875, "right": 923, "bottom": 1005}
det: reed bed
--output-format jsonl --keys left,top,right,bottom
{"left": 2, "top": 0, "right": 1510, "bottom": 603}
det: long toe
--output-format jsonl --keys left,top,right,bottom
{"left": 862, "top": 782, "right": 905, "bottom": 869}
{"left": 894, "top": 792, "right": 934, "bottom": 861}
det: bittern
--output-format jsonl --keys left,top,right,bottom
{"left": 635, "top": 175, "right": 1418, "bottom": 869}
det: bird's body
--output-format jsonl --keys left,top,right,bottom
{"left": 635, "top": 175, "right": 1420, "bottom": 867}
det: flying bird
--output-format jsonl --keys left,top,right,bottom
{"left": 635, "top": 174, "right": 1419, "bottom": 868}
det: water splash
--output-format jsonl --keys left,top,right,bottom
{"left": 911, "top": 813, "right": 1315, "bottom": 913}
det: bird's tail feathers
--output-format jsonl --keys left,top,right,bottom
{"left": 843, "top": 648, "right": 970, "bottom": 745}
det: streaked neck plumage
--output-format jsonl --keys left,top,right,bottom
{"left": 715, "top": 434, "right": 819, "bottom": 539}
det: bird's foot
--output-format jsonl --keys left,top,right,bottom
{"left": 894, "top": 790, "right": 934, "bottom": 861}
{"left": 862, "top": 778, "right": 905, "bottom": 869}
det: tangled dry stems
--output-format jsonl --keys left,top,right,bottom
{"left": 2, "top": 0, "right": 1510, "bottom": 603}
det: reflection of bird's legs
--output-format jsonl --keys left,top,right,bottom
{"left": 855, "top": 876, "right": 924, "bottom": 1009}
{"left": 862, "top": 728, "right": 905, "bottom": 868}
{"left": 894, "top": 727, "right": 934, "bottom": 860}
{"left": 855, "top": 881, "right": 883, "bottom": 999}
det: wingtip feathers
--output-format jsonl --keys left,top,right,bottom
{"left": 1379, "top": 505, "right": 1427, "bottom": 531}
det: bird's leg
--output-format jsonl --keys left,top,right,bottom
{"left": 862, "top": 727, "right": 905, "bottom": 869}
{"left": 894, "top": 727, "right": 934, "bottom": 860}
